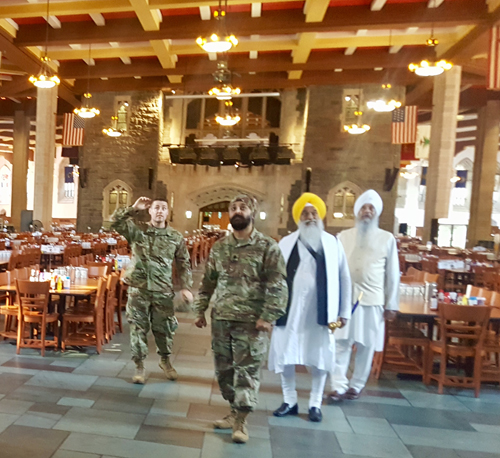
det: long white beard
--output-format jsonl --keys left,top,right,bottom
{"left": 298, "top": 219, "right": 324, "bottom": 252}
{"left": 355, "top": 216, "right": 379, "bottom": 248}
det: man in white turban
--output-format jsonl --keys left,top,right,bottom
{"left": 269, "top": 193, "right": 352, "bottom": 422}
{"left": 328, "top": 189, "right": 399, "bottom": 402}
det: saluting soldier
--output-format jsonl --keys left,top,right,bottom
{"left": 112, "top": 196, "right": 193, "bottom": 384}
{"left": 194, "top": 195, "right": 288, "bottom": 444}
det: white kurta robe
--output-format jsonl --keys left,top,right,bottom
{"left": 268, "top": 241, "right": 336, "bottom": 373}
{"left": 335, "top": 227, "right": 400, "bottom": 351}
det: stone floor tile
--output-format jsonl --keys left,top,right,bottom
{"left": 0, "top": 373, "right": 33, "bottom": 395}
{"left": 149, "top": 399, "right": 190, "bottom": 417}
{"left": 53, "top": 406, "right": 145, "bottom": 439}
{"left": 135, "top": 424, "right": 205, "bottom": 448}
{"left": 14, "top": 411, "right": 62, "bottom": 429}
{"left": 406, "top": 445, "right": 461, "bottom": 458}
{"left": 72, "top": 359, "right": 127, "bottom": 377}
{"left": 0, "top": 413, "right": 19, "bottom": 433}
{"left": 392, "top": 424, "right": 500, "bottom": 454}
{"left": 336, "top": 431, "right": 412, "bottom": 458}
{"left": 268, "top": 408, "right": 353, "bottom": 433}
{"left": 269, "top": 425, "right": 343, "bottom": 453}
{"left": 201, "top": 431, "right": 272, "bottom": 458}
{"left": 25, "top": 371, "right": 98, "bottom": 391}
{"left": 399, "top": 390, "right": 472, "bottom": 412}
{"left": 28, "top": 402, "right": 71, "bottom": 416}
{"left": 0, "top": 425, "right": 70, "bottom": 458}
{"left": 470, "top": 423, "right": 500, "bottom": 434}
{"left": 92, "top": 393, "right": 153, "bottom": 415}
{"left": 347, "top": 416, "right": 398, "bottom": 438}
{"left": 57, "top": 397, "right": 95, "bottom": 408}
{"left": 60, "top": 431, "right": 201, "bottom": 458}
{"left": 6, "top": 385, "right": 66, "bottom": 403}
{"left": 0, "top": 398, "right": 34, "bottom": 414}
{"left": 52, "top": 451, "right": 101, "bottom": 458}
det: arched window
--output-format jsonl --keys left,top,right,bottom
{"left": 0, "top": 165, "right": 12, "bottom": 205}
{"left": 327, "top": 181, "right": 363, "bottom": 227}
{"left": 102, "top": 180, "right": 132, "bottom": 222}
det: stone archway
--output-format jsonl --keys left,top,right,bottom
{"left": 188, "top": 184, "right": 266, "bottom": 209}
{"left": 326, "top": 180, "right": 364, "bottom": 228}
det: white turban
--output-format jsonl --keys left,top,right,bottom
{"left": 354, "top": 189, "right": 383, "bottom": 217}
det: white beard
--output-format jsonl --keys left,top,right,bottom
{"left": 355, "top": 216, "right": 379, "bottom": 248}
{"left": 298, "top": 219, "right": 324, "bottom": 252}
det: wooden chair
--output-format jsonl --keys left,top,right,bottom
{"left": 423, "top": 272, "right": 439, "bottom": 283}
{"left": 465, "top": 285, "right": 481, "bottom": 298}
{"left": 87, "top": 265, "right": 108, "bottom": 278}
{"left": 425, "top": 304, "right": 491, "bottom": 398}
{"left": 478, "top": 288, "right": 494, "bottom": 304}
{"left": 407, "top": 267, "right": 425, "bottom": 282}
{"left": 104, "top": 274, "right": 119, "bottom": 341}
{"left": 61, "top": 277, "right": 106, "bottom": 354}
{"left": 483, "top": 271, "right": 498, "bottom": 291}
{"left": 0, "top": 271, "right": 17, "bottom": 340}
{"left": 16, "top": 280, "right": 59, "bottom": 356}
{"left": 115, "top": 270, "right": 128, "bottom": 333}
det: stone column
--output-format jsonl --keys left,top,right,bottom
{"left": 423, "top": 66, "right": 462, "bottom": 242}
{"left": 11, "top": 111, "right": 30, "bottom": 230}
{"left": 33, "top": 86, "right": 57, "bottom": 229}
{"left": 466, "top": 100, "right": 500, "bottom": 247}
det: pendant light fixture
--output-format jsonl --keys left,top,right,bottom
{"left": 208, "top": 61, "right": 241, "bottom": 100}
{"left": 74, "top": 44, "right": 100, "bottom": 119}
{"left": 29, "top": 0, "right": 60, "bottom": 89}
{"left": 215, "top": 101, "right": 241, "bottom": 126}
{"left": 196, "top": 0, "right": 238, "bottom": 53}
{"left": 102, "top": 116, "right": 122, "bottom": 137}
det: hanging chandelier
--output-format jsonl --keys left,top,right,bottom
{"left": 209, "top": 84, "right": 241, "bottom": 100}
{"left": 102, "top": 116, "right": 122, "bottom": 137}
{"left": 408, "top": 27, "right": 452, "bottom": 77}
{"left": 215, "top": 100, "right": 240, "bottom": 126}
{"left": 343, "top": 106, "right": 370, "bottom": 135}
{"left": 196, "top": 0, "right": 238, "bottom": 53}
{"left": 74, "top": 45, "right": 100, "bottom": 118}
{"left": 29, "top": 0, "right": 60, "bottom": 89}
{"left": 367, "top": 99, "right": 402, "bottom": 112}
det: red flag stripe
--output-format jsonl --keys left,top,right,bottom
{"left": 392, "top": 106, "right": 417, "bottom": 144}
{"left": 62, "top": 113, "right": 84, "bottom": 146}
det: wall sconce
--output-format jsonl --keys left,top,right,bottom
{"left": 260, "top": 212, "right": 267, "bottom": 220}
{"left": 333, "top": 212, "right": 344, "bottom": 219}
{"left": 185, "top": 211, "right": 193, "bottom": 219}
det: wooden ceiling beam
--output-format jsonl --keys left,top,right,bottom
{"left": 14, "top": 1, "right": 487, "bottom": 47}
{"left": 58, "top": 48, "right": 436, "bottom": 80}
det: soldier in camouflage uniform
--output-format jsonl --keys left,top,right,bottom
{"left": 112, "top": 196, "right": 193, "bottom": 384}
{"left": 194, "top": 195, "right": 288, "bottom": 444}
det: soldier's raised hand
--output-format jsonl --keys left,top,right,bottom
{"left": 132, "top": 197, "right": 152, "bottom": 211}
{"left": 194, "top": 315, "right": 207, "bottom": 328}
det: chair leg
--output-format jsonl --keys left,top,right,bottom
{"left": 16, "top": 314, "right": 23, "bottom": 355}
{"left": 116, "top": 305, "right": 123, "bottom": 333}
{"left": 40, "top": 318, "right": 46, "bottom": 357}
{"left": 438, "top": 352, "right": 447, "bottom": 394}
{"left": 61, "top": 319, "right": 67, "bottom": 352}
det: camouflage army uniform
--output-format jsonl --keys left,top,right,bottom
{"left": 195, "top": 229, "right": 288, "bottom": 412}
{"left": 112, "top": 206, "right": 193, "bottom": 363}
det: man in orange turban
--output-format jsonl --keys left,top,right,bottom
{"left": 268, "top": 192, "right": 352, "bottom": 423}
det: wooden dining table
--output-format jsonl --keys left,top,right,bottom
{"left": 398, "top": 296, "right": 500, "bottom": 339}
{"left": 0, "top": 278, "right": 99, "bottom": 348}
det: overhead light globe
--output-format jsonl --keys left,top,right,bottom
{"left": 196, "top": 34, "right": 238, "bottom": 53}
{"left": 209, "top": 84, "right": 241, "bottom": 100}
{"left": 74, "top": 107, "right": 100, "bottom": 119}
{"left": 367, "top": 99, "right": 402, "bottom": 112}
{"left": 216, "top": 114, "right": 241, "bottom": 126}
{"left": 102, "top": 128, "right": 122, "bottom": 137}
{"left": 409, "top": 59, "right": 453, "bottom": 77}
{"left": 344, "top": 124, "right": 370, "bottom": 135}
{"left": 29, "top": 73, "right": 60, "bottom": 89}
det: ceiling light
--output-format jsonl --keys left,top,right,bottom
{"left": 344, "top": 124, "right": 370, "bottom": 135}
{"left": 333, "top": 212, "right": 344, "bottom": 219}
{"left": 196, "top": 1, "right": 238, "bottom": 53}
{"left": 102, "top": 116, "right": 123, "bottom": 137}
{"left": 209, "top": 84, "right": 241, "bottom": 100}
{"left": 216, "top": 114, "right": 241, "bottom": 126}
{"left": 367, "top": 99, "right": 402, "bottom": 112}
{"left": 74, "top": 45, "right": 100, "bottom": 118}
{"left": 409, "top": 59, "right": 453, "bottom": 76}
{"left": 29, "top": 1, "right": 60, "bottom": 89}
{"left": 450, "top": 176, "right": 461, "bottom": 183}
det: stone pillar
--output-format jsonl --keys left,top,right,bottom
{"left": 423, "top": 66, "right": 462, "bottom": 242}
{"left": 466, "top": 101, "right": 500, "bottom": 247}
{"left": 33, "top": 86, "right": 57, "bottom": 229}
{"left": 11, "top": 111, "right": 30, "bottom": 230}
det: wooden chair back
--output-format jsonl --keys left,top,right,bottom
{"left": 438, "top": 304, "right": 490, "bottom": 348}
{"left": 87, "top": 265, "right": 108, "bottom": 278}
{"left": 423, "top": 272, "right": 439, "bottom": 283}
{"left": 465, "top": 284, "right": 481, "bottom": 298}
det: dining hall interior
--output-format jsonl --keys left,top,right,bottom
{"left": 1, "top": 0, "right": 500, "bottom": 457}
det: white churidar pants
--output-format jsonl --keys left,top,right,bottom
{"left": 280, "top": 364, "right": 328, "bottom": 409}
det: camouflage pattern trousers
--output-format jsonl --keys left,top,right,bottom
{"left": 211, "top": 319, "right": 269, "bottom": 412}
{"left": 126, "top": 287, "right": 178, "bottom": 363}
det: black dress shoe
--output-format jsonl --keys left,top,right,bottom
{"left": 308, "top": 407, "right": 322, "bottom": 422}
{"left": 345, "top": 388, "right": 361, "bottom": 400}
{"left": 273, "top": 403, "right": 298, "bottom": 417}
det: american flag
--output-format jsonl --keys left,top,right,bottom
{"left": 488, "top": 25, "right": 500, "bottom": 90}
{"left": 62, "top": 113, "right": 84, "bottom": 146}
{"left": 391, "top": 106, "right": 417, "bottom": 144}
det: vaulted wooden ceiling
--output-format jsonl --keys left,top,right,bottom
{"left": 0, "top": 0, "right": 498, "bottom": 110}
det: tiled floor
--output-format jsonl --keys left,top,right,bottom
{"left": 1, "top": 268, "right": 500, "bottom": 457}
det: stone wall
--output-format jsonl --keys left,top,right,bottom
{"left": 77, "top": 91, "right": 162, "bottom": 231}
{"left": 302, "top": 85, "right": 401, "bottom": 233}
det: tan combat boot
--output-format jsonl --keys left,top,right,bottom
{"left": 213, "top": 410, "right": 237, "bottom": 429}
{"left": 132, "top": 361, "right": 146, "bottom": 384}
{"left": 159, "top": 357, "right": 178, "bottom": 380}
{"left": 232, "top": 411, "right": 249, "bottom": 444}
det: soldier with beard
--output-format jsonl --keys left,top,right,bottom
{"left": 328, "top": 190, "right": 399, "bottom": 402}
{"left": 194, "top": 194, "right": 288, "bottom": 444}
{"left": 268, "top": 193, "right": 351, "bottom": 422}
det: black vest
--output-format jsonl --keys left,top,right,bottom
{"left": 276, "top": 240, "right": 328, "bottom": 327}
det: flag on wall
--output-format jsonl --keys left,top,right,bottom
{"left": 488, "top": 25, "right": 500, "bottom": 90}
{"left": 62, "top": 113, "right": 84, "bottom": 146}
{"left": 391, "top": 106, "right": 418, "bottom": 144}
{"left": 64, "top": 166, "right": 74, "bottom": 183}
